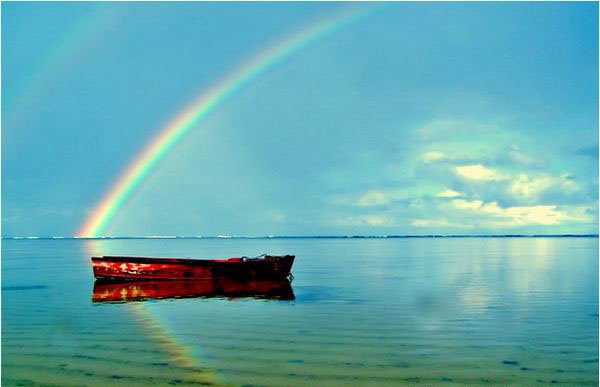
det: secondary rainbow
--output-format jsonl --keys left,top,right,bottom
{"left": 79, "top": 6, "right": 374, "bottom": 237}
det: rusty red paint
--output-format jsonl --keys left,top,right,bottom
{"left": 91, "top": 255, "right": 294, "bottom": 281}
{"left": 92, "top": 278, "right": 294, "bottom": 302}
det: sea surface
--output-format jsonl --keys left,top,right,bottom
{"left": 2, "top": 237, "right": 598, "bottom": 386}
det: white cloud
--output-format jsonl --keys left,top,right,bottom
{"left": 510, "top": 173, "right": 579, "bottom": 201}
{"left": 455, "top": 164, "right": 506, "bottom": 181}
{"left": 335, "top": 214, "right": 396, "bottom": 227}
{"left": 412, "top": 219, "right": 473, "bottom": 228}
{"left": 490, "top": 204, "right": 590, "bottom": 226}
{"left": 436, "top": 189, "right": 462, "bottom": 198}
{"left": 510, "top": 174, "right": 553, "bottom": 199}
{"left": 451, "top": 199, "right": 592, "bottom": 226}
{"left": 499, "top": 206, "right": 566, "bottom": 226}
{"left": 506, "top": 147, "right": 544, "bottom": 167}
{"left": 268, "top": 211, "right": 287, "bottom": 222}
{"left": 452, "top": 199, "right": 484, "bottom": 210}
{"left": 362, "top": 215, "right": 393, "bottom": 226}
{"left": 355, "top": 190, "right": 391, "bottom": 207}
{"left": 420, "top": 151, "right": 447, "bottom": 163}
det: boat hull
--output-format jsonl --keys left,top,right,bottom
{"left": 91, "top": 255, "right": 294, "bottom": 281}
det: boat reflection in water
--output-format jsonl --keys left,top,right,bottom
{"left": 92, "top": 278, "right": 295, "bottom": 303}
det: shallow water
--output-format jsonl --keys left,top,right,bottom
{"left": 2, "top": 237, "right": 598, "bottom": 386}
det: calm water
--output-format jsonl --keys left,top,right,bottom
{"left": 2, "top": 238, "right": 598, "bottom": 386}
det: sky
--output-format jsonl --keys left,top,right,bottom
{"left": 2, "top": 2, "right": 598, "bottom": 237}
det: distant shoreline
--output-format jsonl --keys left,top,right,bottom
{"left": 2, "top": 234, "right": 598, "bottom": 240}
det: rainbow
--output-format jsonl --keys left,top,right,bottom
{"left": 7, "top": 9, "right": 117, "bottom": 131}
{"left": 78, "top": 5, "right": 375, "bottom": 237}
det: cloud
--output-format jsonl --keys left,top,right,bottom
{"left": 420, "top": 151, "right": 448, "bottom": 163}
{"left": 451, "top": 199, "right": 592, "bottom": 226}
{"left": 452, "top": 199, "right": 484, "bottom": 210}
{"left": 510, "top": 173, "right": 579, "bottom": 202}
{"left": 491, "top": 205, "right": 591, "bottom": 227}
{"left": 355, "top": 190, "right": 392, "bottom": 207}
{"left": 411, "top": 219, "right": 473, "bottom": 228}
{"left": 510, "top": 174, "right": 553, "bottom": 199}
{"left": 455, "top": 164, "right": 506, "bottom": 181}
{"left": 333, "top": 214, "right": 396, "bottom": 227}
{"left": 267, "top": 211, "right": 287, "bottom": 222}
{"left": 505, "top": 146, "right": 544, "bottom": 167}
{"left": 362, "top": 215, "right": 393, "bottom": 226}
{"left": 436, "top": 189, "right": 462, "bottom": 198}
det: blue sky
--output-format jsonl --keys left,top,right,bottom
{"left": 2, "top": 2, "right": 598, "bottom": 236}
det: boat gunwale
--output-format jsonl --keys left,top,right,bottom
{"left": 91, "top": 255, "right": 294, "bottom": 266}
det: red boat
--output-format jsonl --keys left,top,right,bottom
{"left": 91, "top": 254, "right": 295, "bottom": 281}
{"left": 92, "top": 278, "right": 295, "bottom": 303}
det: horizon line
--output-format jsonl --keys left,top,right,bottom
{"left": 2, "top": 234, "right": 598, "bottom": 240}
